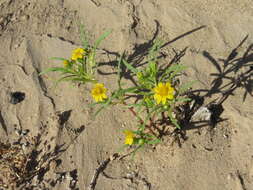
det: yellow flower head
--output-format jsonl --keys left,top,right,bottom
{"left": 153, "top": 82, "right": 175, "bottom": 104}
{"left": 71, "top": 48, "right": 86, "bottom": 61}
{"left": 91, "top": 83, "right": 107, "bottom": 102}
{"left": 63, "top": 60, "right": 70, "bottom": 67}
{"left": 124, "top": 130, "right": 135, "bottom": 145}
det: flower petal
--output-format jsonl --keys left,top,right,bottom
{"left": 125, "top": 137, "right": 133, "bottom": 145}
{"left": 165, "top": 82, "right": 172, "bottom": 88}
{"left": 162, "top": 97, "right": 167, "bottom": 104}
{"left": 167, "top": 94, "right": 174, "bottom": 100}
{"left": 102, "top": 93, "right": 107, "bottom": 99}
{"left": 158, "top": 82, "right": 163, "bottom": 88}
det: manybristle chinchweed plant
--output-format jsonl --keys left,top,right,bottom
{"left": 91, "top": 40, "right": 195, "bottom": 154}
{"left": 39, "top": 25, "right": 111, "bottom": 87}
{"left": 40, "top": 24, "right": 194, "bottom": 155}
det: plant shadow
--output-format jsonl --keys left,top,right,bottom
{"left": 156, "top": 35, "right": 253, "bottom": 144}
{"left": 96, "top": 24, "right": 252, "bottom": 147}
{"left": 0, "top": 110, "right": 85, "bottom": 190}
{"left": 188, "top": 35, "right": 252, "bottom": 127}
{"left": 196, "top": 35, "right": 253, "bottom": 103}
{"left": 98, "top": 20, "right": 206, "bottom": 86}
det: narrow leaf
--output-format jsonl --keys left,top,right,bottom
{"left": 79, "top": 24, "right": 89, "bottom": 49}
{"left": 50, "top": 57, "right": 66, "bottom": 61}
{"left": 147, "top": 139, "right": 161, "bottom": 144}
{"left": 94, "top": 30, "right": 112, "bottom": 49}
{"left": 39, "top": 67, "right": 74, "bottom": 75}
{"left": 178, "top": 80, "right": 197, "bottom": 94}
{"left": 122, "top": 59, "right": 139, "bottom": 74}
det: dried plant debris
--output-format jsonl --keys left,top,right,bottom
{"left": 0, "top": 124, "right": 80, "bottom": 190}
{"left": 0, "top": 141, "right": 27, "bottom": 189}
{"left": 101, "top": 168, "right": 152, "bottom": 190}
{"left": 89, "top": 153, "right": 120, "bottom": 190}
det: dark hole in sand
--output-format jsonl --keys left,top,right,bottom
{"left": 10, "top": 91, "right": 25, "bottom": 104}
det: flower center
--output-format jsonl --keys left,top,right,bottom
{"left": 158, "top": 86, "right": 169, "bottom": 96}
{"left": 94, "top": 87, "right": 103, "bottom": 95}
{"left": 76, "top": 52, "right": 82, "bottom": 57}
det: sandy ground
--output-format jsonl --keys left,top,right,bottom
{"left": 0, "top": 0, "right": 253, "bottom": 189}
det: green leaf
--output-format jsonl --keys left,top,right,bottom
{"left": 121, "top": 86, "right": 139, "bottom": 94}
{"left": 178, "top": 80, "right": 197, "bottom": 94}
{"left": 117, "top": 54, "right": 124, "bottom": 88}
{"left": 39, "top": 67, "right": 75, "bottom": 75}
{"left": 148, "top": 40, "right": 163, "bottom": 62}
{"left": 50, "top": 57, "right": 66, "bottom": 61}
{"left": 52, "top": 75, "right": 78, "bottom": 87}
{"left": 77, "top": 64, "right": 85, "bottom": 74}
{"left": 147, "top": 138, "right": 161, "bottom": 145}
{"left": 124, "top": 103, "right": 143, "bottom": 109}
{"left": 71, "top": 77, "right": 91, "bottom": 82}
{"left": 122, "top": 59, "right": 139, "bottom": 74}
{"left": 138, "top": 124, "right": 145, "bottom": 131}
{"left": 94, "top": 30, "right": 112, "bottom": 49}
{"left": 160, "top": 64, "right": 187, "bottom": 81}
{"left": 93, "top": 91, "right": 119, "bottom": 117}
{"left": 166, "top": 106, "right": 181, "bottom": 129}
{"left": 175, "top": 97, "right": 191, "bottom": 103}
{"left": 149, "top": 61, "right": 157, "bottom": 74}
{"left": 168, "top": 111, "right": 181, "bottom": 129}
{"left": 79, "top": 24, "right": 89, "bottom": 49}
{"left": 168, "top": 64, "right": 187, "bottom": 80}
{"left": 170, "top": 117, "right": 181, "bottom": 129}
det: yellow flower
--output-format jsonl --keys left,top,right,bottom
{"left": 91, "top": 83, "right": 107, "bottom": 102}
{"left": 153, "top": 82, "right": 175, "bottom": 104}
{"left": 63, "top": 60, "right": 69, "bottom": 67}
{"left": 124, "top": 130, "right": 135, "bottom": 145}
{"left": 71, "top": 48, "right": 85, "bottom": 61}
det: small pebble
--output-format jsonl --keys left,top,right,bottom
{"left": 191, "top": 106, "right": 212, "bottom": 122}
{"left": 0, "top": 17, "right": 4, "bottom": 24}
{"left": 21, "top": 4, "right": 26, "bottom": 10}
{"left": 10, "top": 15, "right": 16, "bottom": 21}
{"left": 20, "top": 15, "right": 29, "bottom": 21}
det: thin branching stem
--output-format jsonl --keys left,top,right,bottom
{"left": 124, "top": 103, "right": 157, "bottom": 136}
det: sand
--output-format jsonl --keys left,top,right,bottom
{"left": 0, "top": 0, "right": 252, "bottom": 189}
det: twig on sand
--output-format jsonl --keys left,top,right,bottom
{"left": 88, "top": 153, "right": 120, "bottom": 190}
{"left": 88, "top": 148, "right": 141, "bottom": 190}
{"left": 90, "top": 0, "right": 101, "bottom": 7}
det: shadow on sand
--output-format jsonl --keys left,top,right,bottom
{"left": 165, "top": 35, "right": 253, "bottom": 145}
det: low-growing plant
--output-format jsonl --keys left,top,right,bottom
{"left": 39, "top": 25, "right": 111, "bottom": 86}
{"left": 90, "top": 40, "right": 194, "bottom": 152}
{"left": 40, "top": 27, "right": 194, "bottom": 154}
